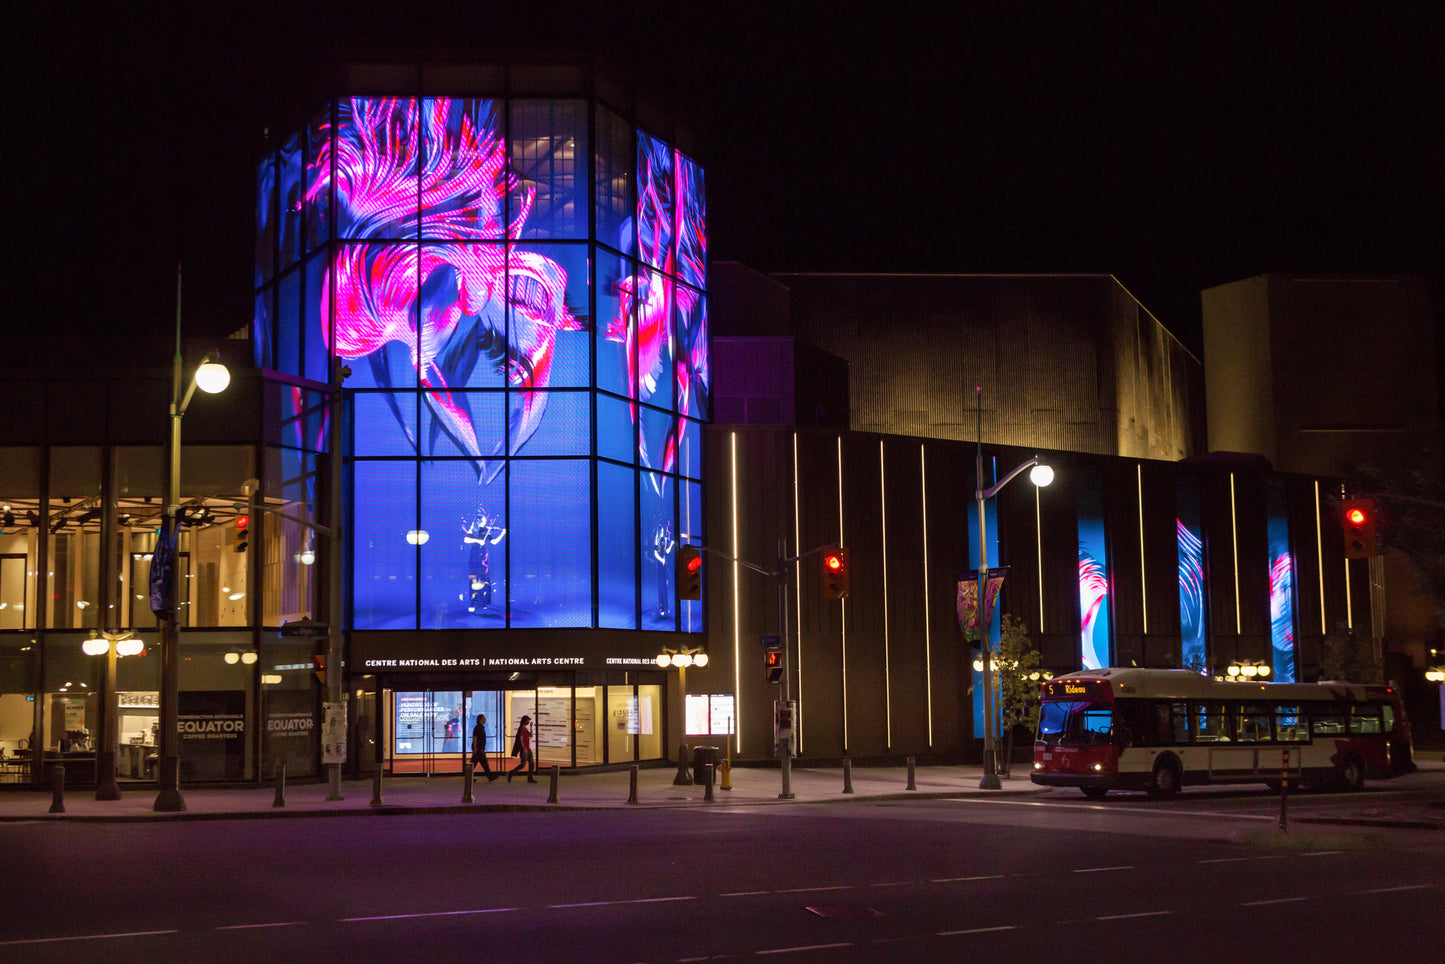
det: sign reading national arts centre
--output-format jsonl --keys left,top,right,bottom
{"left": 350, "top": 631, "right": 674, "bottom": 673}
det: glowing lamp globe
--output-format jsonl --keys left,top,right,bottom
{"left": 195, "top": 361, "right": 231, "bottom": 394}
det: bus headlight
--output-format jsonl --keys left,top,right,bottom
{"left": 1034, "top": 762, "right": 1043, "bottom": 770}
{"left": 1092, "top": 763, "right": 1103, "bottom": 771}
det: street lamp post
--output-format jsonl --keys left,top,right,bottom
{"left": 973, "top": 387, "right": 1052, "bottom": 789}
{"left": 83, "top": 630, "right": 144, "bottom": 800}
{"left": 154, "top": 267, "right": 230, "bottom": 813}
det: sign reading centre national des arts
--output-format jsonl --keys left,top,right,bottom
{"left": 350, "top": 630, "right": 674, "bottom": 674}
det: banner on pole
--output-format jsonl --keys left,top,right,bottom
{"left": 957, "top": 568, "right": 1008, "bottom": 640}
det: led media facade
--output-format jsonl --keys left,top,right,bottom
{"left": 1077, "top": 467, "right": 1111, "bottom": 670}
{"left": 255, "top": 96, "right": 709, "bottom": 632}
{"left": 1266, "top": 480, "right": 1297, "bottom": 681}
{"left": 1176, "top": 474, "right": 1206, "bottom": 673}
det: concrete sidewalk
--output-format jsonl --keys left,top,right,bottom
{"left": 0, "top": 763, "right": 1045, "bottom": 822}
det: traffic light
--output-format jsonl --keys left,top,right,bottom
{"left": 1341, "top": 498, "right": 1376, "bottom": 559}
{"left": 763, "top": 642, "right": 784, "bottom": 684}
{"left": 676, "top": 545, "right": 702, "bottom": 600}
{"left": 234, "top": 514, "right": 250, "bottom": 553}
{"left": 822, "top": 547, "right": 850, "bottom": 599}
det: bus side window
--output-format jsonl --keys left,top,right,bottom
{"left": 1311, "top": 708, "right": 1345, "bottom": 737}
{"left": 1194, "top": 704, "right": 1230, "bottom": 742}
{"left": 1170, "top": 702, "right": 1189, "bottom": 744}
{"left": 1381, "top": 704, "right": 1395, "bottom": 733}
{"left": 1350, "top": 705, "right": 1382, "bottom": 734}
{"left": 1236, "top": 705, "right": 1272, "bottom": 743}
{"left": 1274, "top": 705, "right": 1306, "bottom": 742}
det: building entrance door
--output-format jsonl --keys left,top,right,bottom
{"left": 383, "top": 688, "right": 505, "bottom": 775}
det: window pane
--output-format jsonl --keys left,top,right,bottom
{"left": 597, "top": 395, "right": 635, "bottom": 466}
{"left": 510, "top": 99, "right": 586, "bottom": 240}
{"left": 255, "top": 153, "right": 277, "bottom": 287}
{"left": 351, "top": 461, "right": 418, "bottom": 629}
{"left": 420, "top": 98, "right": 506, "bottom": 241}
{"left": 677, "top": 288, "right": 709, "bottom": 421}
{"left": 352, "top": 392, "right": 420, "bottom": 457}
{"left": 596, "top": 251, "right": 634, "bottom": 399}
{"left": 330, "top": 243, "right": 419, "bottom": 390}
{"left": 593, "top": 107, "right": 632, "bottom": 253}
{"left": 509, "top": 243, "right": 590, "bottom": 388}
{"left": 304, "top": 104, "right": 332, "bottom": 252}
{"left": 420, "top": 459, "right": 504, "bottom": 628}
{"left": 508, "top": 460, "right": 591, "bottom": 628}
{"left": 512, "top": 391, "right": 589, "bottom": 457}
{"left": 598, "top": 462, "right": 637, "bottom": 629}
{"left": 675, "top": 150, "right": 705, "bottom": 289}
{"left": 334, "top": 98, "right": 419, "bottom": 240}
{"left": 423, "top": 242, "right": 506, "bottom": 389}
{"left": 278, "top": 130, "right": 304, "bottom": 267}
{"left": 635, "top": 132, "right": 674, "bottom": 271}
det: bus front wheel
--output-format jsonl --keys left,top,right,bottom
{"left": 1147, "top": 758, "right": 1181, "bottom": 799}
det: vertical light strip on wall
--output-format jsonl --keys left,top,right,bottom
{"left": 1230, "top": 472, "right": 1242, "bottom": 633}
{"left": 730, "top": 432, "right": 742, "bottom": 750}
{"left": 1035, "top": 484, "right": 1045, "bottom": 632}
{"left": 1137, "top": 463, "right": 1148, "bottom": 634}
{"left": 920, "top": 444, "right": 934, "bottom": 745}
{"left": 792, "top": 432, "right": 804, "bottom": 753}
{"left": 1314, "top": 480, "right": 1327, "bottom": 634}
{"left": 837, "top": 436, "right": 848, "bottom": 750}
{"left": 1343, "top": 483, "right": 1354, "bottom": 629}
{"left": 879, "top": 440, "right": 891, "bottom": 748}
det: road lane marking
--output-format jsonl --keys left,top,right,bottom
{"left": 947, "top": 798, "right": 1272, "bottom": 820}
{"left": 216, "top": 922, "right": 307, "bottom": 930}
{"left": 343, "top": 908, "right": 517, "bottom": 921}
{"left": 937, "top": 925, "right": 1016, "bottom": 936}
{"left": 0, "top": 929, "right": 179, "bottom": 946}
{"left": 1301, "top": 850, "right": 1343, "bottom": 856}
{"left": 929, "top": 875, "right": 1004, "bottom": 883}
{"left": 1197, "top": 857, "right": 1252, "bottom": 863}
{"left": 1096, "top": 911, "right": 1172, "bottom": 920}
{"left": 869, "top": 881, "right": 912, "bottom": 887}
{"left": 1241, "top": 897, "right": 1308, "bottom": 906}
{"left": 1357, "top": 885, "right": 1433, "bottom": 894}
{"left": 757, "top": 942, "right": 852, "bottom": 955}
{"left": 775, "top": 885, "right": 851, "bottom": 894}
{"left": 549, "top": 896, "right": 697, "bottom": 908}
{"left": 1073, "top": 866, "right": 1134, "bottom": 873}
{"left": 721, "top": 890, "right": 772, "bottom": 897}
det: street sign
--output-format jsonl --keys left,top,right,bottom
{"left": 280, "top": 619, "right": 328, "bottom": 638}
{"left": 759, "top": 634, "right": 782, "bottom": 651}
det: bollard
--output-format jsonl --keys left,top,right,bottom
{"left": 842, "top": 759, "right": 855, "bottom": 794}
{"left": 628, "top": 764, "right": 639, "bottom": 804}
{"left": 719, "top": 757, "right": 732, "bottom": 791}
{"left": 1278, "top": 748, "right": 1290, "bottom": 833}
{"left": 272, "top": 760, "right": 287, "bottom": 808}
{"left": 370, "top": 767, "right": 384, "bottom": 807}
{"left": 673, "top": 743, "right": 693, "bottom": 785}
{"left": 906, "top": 756, "right": 917, "bottom": 791}
{"left": 462, "top": 764, "right": 474, "bottom": 804}
{"left": 547, "top": 764, "right": 559, "bottom": 804}
{"left": 48, "top": 764, "right": 65, "bottom": 814}
{"left": 703, "top": 764, "right": 715, "bottom": 801}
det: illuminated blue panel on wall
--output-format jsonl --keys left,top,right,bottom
{"left": 509, "top": 460, "right": 591, "bottom": 628}
{"left": 1267, "top": 479, "right": 1297, "bottom": 682}
{"left": 679, "top": 480, "right": 704, "bottom": 633}
{"left": 253, "top": 291, "right": 273, "bottom": 370}
{"left": 262, "top": 97, "right": 707, "bottom": 635}
{"left": 598, "top": 461, "right": 638, "bottom": 629}
{"left": 1077, "top": 466, "right": 1111, "bottom": 670}
{"left": 352, "top": 460, "right": 418, "bottom": 630}
{"left": 967, "top": 470, "right": 1001, "bottom": 736}
{"left": 1176, "top": 473, "right": 1206, "bottom": 673}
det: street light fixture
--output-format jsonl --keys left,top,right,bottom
{"left": 82, "top": 630, "right": 145, "bottom": 800}
{"left": 973, "top": 387, "right": 1053, "bottom": 789}
{"left": 154, "top": 267, "right": 230, "bottom": 813}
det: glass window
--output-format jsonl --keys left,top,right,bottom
{"left": 635, "top": 270, "right": 674, "bottom": 412}
{"left": 598, "top": 462, "right": 637, "bottom": 630}
{"left": 1275, "top": 705, "right": 1307, "bottom": 742}
{"left": 510, "top": 100, "right": 587, "bottom": 240}
{"left": 676, "top": 290, "right": 709, "bottom": 421}
{"left": 419, "top": 459, "right": 506, "bottom": 628}
{"left": 597, "top": 396, "right": 636, "bottom": 466}
{"left": 304, "top": 105, "right": 332, "bottom": 253}
{"left": 351, "top": 460, "right": 419, "bottom": 630}
{"left": 595, "top": 251, "right": 635, "bottom": 399}
{"left": 1311, "top": 706, "right": 1345, "bottom": 736}
{"left": 513, "top": 392, "right": 588, "bottom": 457}
{"left": 420, "top": 99, "right": 506, "bottom": 241}
{"left": 278, "top": 130, "right": 304, "bottom": 266}
{"left": 640, "top": 404, "right": 674, "bottom": 476}
{"left": 1349, "top": 704, "right": 1383, "bottom": 734}
{"left": 508, "top": 460, "right": 591, "bottom": 628}
{"left": 253, "top": 291, "right": 273, "bottom": 370}
{"left": 335, "top": 98, "right": 419, "bottom": 240}
{"left": 420, "top": 241, "right": 506, "bottom": 389}
{"left": 277, "top": 270, "right": 301, "bottom": 378}
{"left": 509, "top": 243, "right": 591, "bottom": 388}
{"left": 1193, "top": 703, "right": 1231, "bottom": 742}
{"left": 1234, "top": 704, "right": 1273, "bottom": 743}
{"left": 303, "top": 253, "right": 329, "bottom": 383}
{"left": 255, "top": 153, "right": 278, "bottom": 288}
{"left": 675, "top": 151, "right": 706, "bottom": 289}
{"left": 593, "top": 107, "right": 633, "bottom": 254}
{"left": 635, "top": 132, "right": 675, "bottom": 271}
{"left": 264, "top": 641, "right": 318, "bottom": 778}
{"left": 353, "top": 392, "right": 421, "bottom": 457}
{"left": 329, "top": 243, "right": 420, "bottom": 391}
{"left": 679, "top": 481, "right": 703, "bottom": 634}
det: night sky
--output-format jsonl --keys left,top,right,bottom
{"left": 7, "top": 2, "right": 1443, "bottom": 358}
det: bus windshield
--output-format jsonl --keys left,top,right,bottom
{"left": 1037, "top": 700, "right": 1114, "bottom": 746}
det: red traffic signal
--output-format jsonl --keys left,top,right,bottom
{"left": 1341, "top": 498, "right": 1376, "bottom": 559}
{"left": 234, "top": 514, "right": 250, "bottom": 553}
{"left": 676, "top": 545, "right": 702, "bottom": 600}
{"left": 823, "top": 547, "right": 850, "bottom": 599}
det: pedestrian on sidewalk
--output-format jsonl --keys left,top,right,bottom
{"left": 470, "top": 713, "right": 497, "bottom": 781}
{"left": 508, "top": 715, "right": 537, "bottom": 782}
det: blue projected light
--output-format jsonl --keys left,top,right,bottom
{"left": 262, "top": 98, "right": 708, "bottom": 633}
{"left": 1267, "top": 480, "right": 1297, "bottom": 682}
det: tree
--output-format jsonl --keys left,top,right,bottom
{"left": 990, "top": 614, "right": 1043, "bottom": 778}
{"left": 1317, "top": 622, "right": 1382, "bottom": 684}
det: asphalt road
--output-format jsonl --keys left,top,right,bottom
{"left": 4, "top": 789, "right": 1441, "bottom": 963}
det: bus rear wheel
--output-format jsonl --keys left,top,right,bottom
{"left": 1081, "top": 786, "right": 1109, "bottom": 799}
{"left": 1147, "top": 759, "right": 1180, "bottom": 798}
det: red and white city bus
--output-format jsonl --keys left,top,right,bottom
{"left": 1031, "top": 668, "right": 1413, "bottom": 798}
